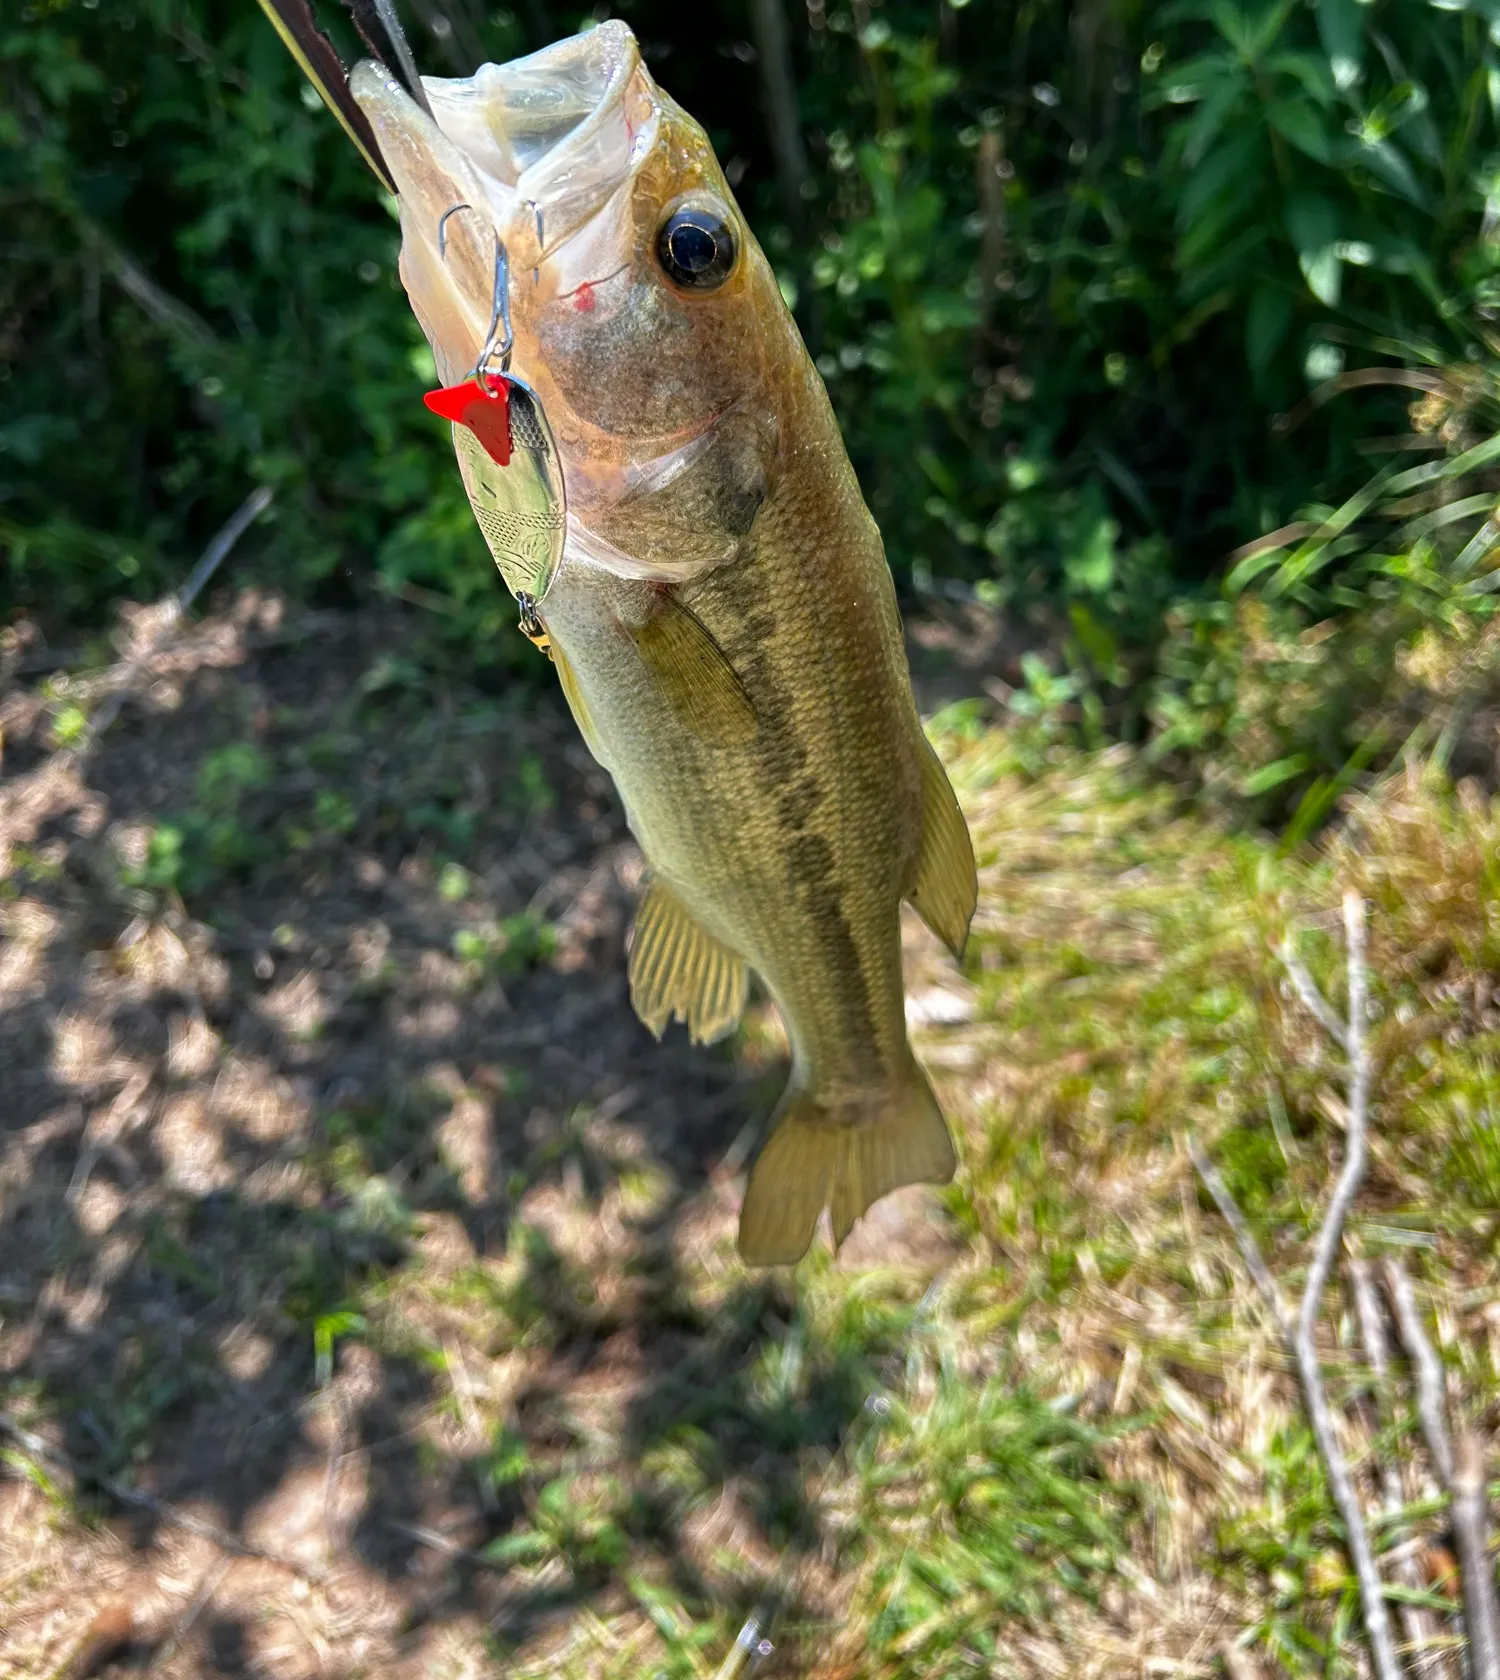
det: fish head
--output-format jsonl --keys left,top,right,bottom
{"left": 351, "top": 22, "right": 797, "bottom": 578}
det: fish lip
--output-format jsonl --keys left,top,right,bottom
{"left": 420, "top": 21, "right": 647, "bottom": 227}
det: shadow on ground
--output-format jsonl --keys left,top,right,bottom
{"left": 0, "top": 596, "right": 914, "bottom": 1676}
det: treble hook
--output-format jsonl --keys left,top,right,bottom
{"left": 435, "top": 202, "right": 512, "bottom": 384}
{"left": 436, "top": 201, "right": 471, "bottom": 260}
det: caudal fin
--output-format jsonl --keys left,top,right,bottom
{"left": 736, "top": 1063, "right": 957, "bottom": 1266}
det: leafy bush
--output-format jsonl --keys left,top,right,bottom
{"left": 4, "top": 0, "right": 1499, "bottom": 783}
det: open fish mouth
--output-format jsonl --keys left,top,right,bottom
{"left": 348, "top": 24, "right": 659, "bottom": 383}
{"left": 419, "top": 22, "right": 658, "bottom": 249}
{"left": 264, "top": 4, "right": 750, "bottom": 581}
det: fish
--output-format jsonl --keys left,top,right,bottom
{"left": 257, "top": 10, "right": 978, "bottom": 1264}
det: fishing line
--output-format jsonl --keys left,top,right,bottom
{"left": 344, "top": 0, "right": 433, "bottom": 116}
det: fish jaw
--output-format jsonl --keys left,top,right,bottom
{"left": 350, "top": 26, "right": 664, "bottom": 445}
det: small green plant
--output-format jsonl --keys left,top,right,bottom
{"left": 453, "top": 911, "right": 557, "bottom": 980}
{"left": 312, "top": 1308, "right": 367, "bottom": 1387}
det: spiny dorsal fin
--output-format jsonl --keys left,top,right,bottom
{"left": 907, "top": 736, "right": 977, "bottom": 961}
{"left": 627, "top": 881, "right": 749, "bottom": 1046}
{"left": 626, "top": 594, "right": 758, "bottom": 748}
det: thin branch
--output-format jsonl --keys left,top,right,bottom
{"left": 712, "top": 1614, "right": 775, "bottom": 1680}
{"left": 0, "top": 1411, "right": 325, "bottom": 1581}
{"left": 1272, "top": 366, "right": 1452, "bottom": 438}
{"left": 747, "top": 0, "right": 812, "bottom": 235}
{"left": 1350, "top": 1257, "right": 1453, "bottom": 1678}
{"left": 1188, "top": 1138, "right": 1290, "bottom": 1333}
{"left": 1383, "top": 1259, "right": 1455, "bottom": 1487}
{"left": 1285, "top": 895, "right": 1400, "bottom": 1680}
{"left": 1384, "top": 1258, "right": 1500, "bottom": 1680}
{"left": 1279, "top": 938, "right": 1351, "bottom": 1052}
{"left": 83, "top": 486, "right": 273, "bottom": 744}
{"left": 147, "top": 1557, "right": 235, "bottom": 1672}
{"left": 1450, "top": 1429, "right": 1500, "bottom": 1680}
{"left": 1199, "top": 897, "right": 1400, "bottom": 1680}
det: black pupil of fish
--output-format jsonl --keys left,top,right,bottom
{"left": 659, "top": 209, "right": 733, "bottom": 288}
{"left": 670, "top": 222, "right": 718, "bottom": 274}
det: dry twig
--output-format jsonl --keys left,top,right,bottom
{"left": 82, "top": 484, "right": 274, "bottom": 745}
{"left": 1350, "top": 1258, "right": 1453, "bottom": 1677}
{"left": 1195, "top": 895, "right": 1401, "bottom": 1680}
{"left": 1383, "top": 1259, "right": 1455, "bottom": 1485}
{"left": 1282, "top": 897, "right": 1401, "bottom": 1680}
{"left": 1383, "top": 1258, "right": 1500, "bottom": 1680}
{"left": 1187, "top": 1139, "right": 1289, "bottom": 1331}
{"left": 1449, "top": 1430, "right": 1500, "bottom": 1680}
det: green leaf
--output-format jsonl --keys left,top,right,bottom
{"left": 1301, "top": 247, "right": 1342, "bottom": 305}
{"left": 481, "top": 1529, "right": 554, "bottom": 1565}
{"left": 1284, "top": 190, "right": 1339, "bottom": 255}
{"left": 1284, "top": 192, "right": 1342, "bottom": 304}
{"left": 1246, "top": 284, "right": 1295, "bottom": 374}
{"left": 1267, "top": 99, "right": 1336, "bottom": 163}
{"left": 1355, "top": 136, "right": 1430, "bottom": 208}
{"left": 1266, "top": 50, "right": 1337, "bottom": 103}
{"left": 1068, "top": 603, "right": 1121, "bottom": 679}
{"left": 1315, "top": 0, "right": 1364, "bottom": 89}
{"left": 1241, "top": 754, "right": 1312, "bottom": 796}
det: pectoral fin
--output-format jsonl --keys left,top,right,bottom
{"left": 907, "top": 736, "right": 977, "bottom": 961}
{"left": 626, "top": 594, "right": 758, "bottom": 747}
{"left": 628, "top": 881, "right": 748, "bottom": 1045}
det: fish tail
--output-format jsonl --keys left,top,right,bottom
{"left": 736, "top": 1059, "right": 957, "bottom": 1267}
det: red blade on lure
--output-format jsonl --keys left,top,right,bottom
{"left": 423, "top": 375, "right": 513, "bottom": 466}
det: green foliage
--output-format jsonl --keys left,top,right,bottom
{"left": 1, "top": 0, "right": 530, "bottom": 654}
{"left": 5, "top": 0, "right": 1500, "bottom": 795}
{"left": 856, "top": 1368, "right": 1128, "bottom": 1666}
{"left": 452, "top": 909, "right": 558, "bottom": 977}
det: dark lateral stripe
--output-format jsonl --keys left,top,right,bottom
{"left": 255, "top": 0, "right": 397, "bottom": 194}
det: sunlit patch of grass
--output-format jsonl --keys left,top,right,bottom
{"left": 291, "top": 732, "right": 1500, "bottom": 1676}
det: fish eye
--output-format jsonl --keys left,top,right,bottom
{"left": 656, "top": 203, "right": 737, "bottom": 292}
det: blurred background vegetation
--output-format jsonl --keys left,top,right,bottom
{"left": 5, "top": 0, "right": 1500, "bottom": 821}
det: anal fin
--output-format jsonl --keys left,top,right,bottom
{"left": 907, "top": 735, "right": 977, "bottom": 961}
{"left": 628, "top": 880, "right": 749, "bottom": 1045}
{"left": 626, "top": 593, "right": 758, "bottom": 748}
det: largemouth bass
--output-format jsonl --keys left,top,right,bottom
{"left": 266, "top": 14, "right": 977, "bottom": 1263}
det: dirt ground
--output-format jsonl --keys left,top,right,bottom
{"left": 0, "top": 594, "right": 985, "bottom": 1678}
